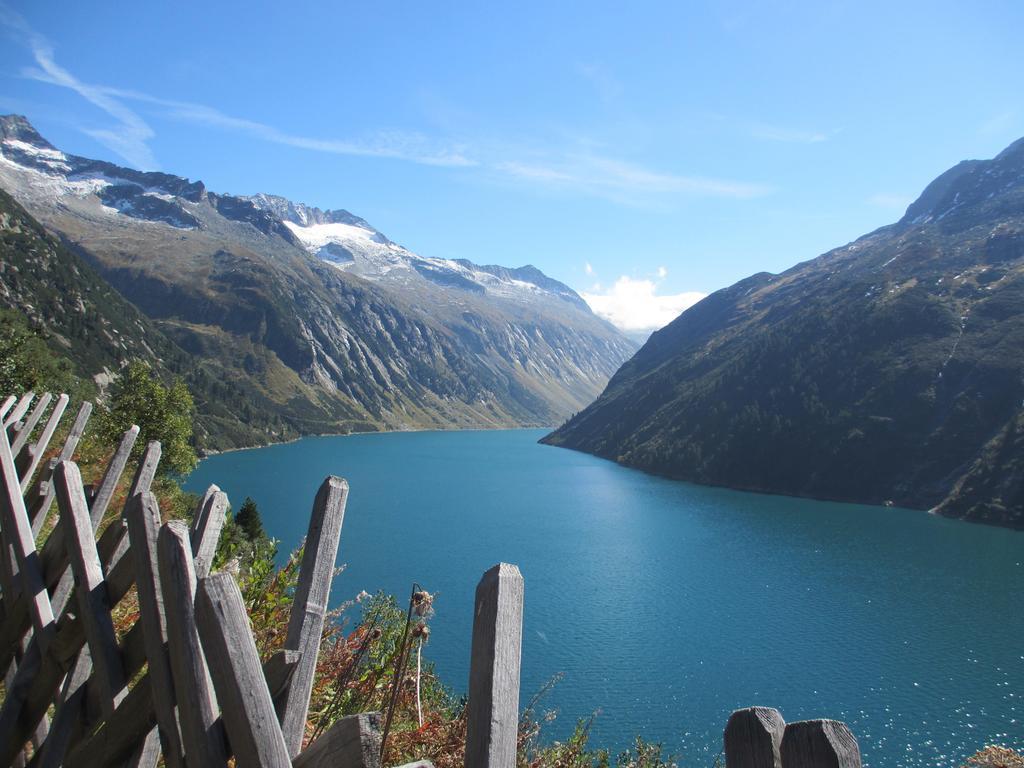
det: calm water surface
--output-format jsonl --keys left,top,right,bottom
{"left": 187, "top": 429, "right": 1023, "bottom": 767}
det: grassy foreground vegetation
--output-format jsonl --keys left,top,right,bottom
{"left": 2, "top": 320, "right": 1020, "bottom": 767}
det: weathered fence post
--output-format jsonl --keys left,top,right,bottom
{"left": 126, "top": 492, "right": 185, "bottom": 768}
{"left": 158, "top": 521, "right": 228, "bottom": 767}
{"left": 724, "top": 707, "right": 786, "bottom": 768}
{"left": 293, "top": 713, "right": 382, "bottom": 768}
{"left": 780, "top": 720, "right": 861, "bottom": 768}
{"left": 465, "top": 563, "right": 524, "bottom": 768}
{"left": 196, "top": 572, "right": 292, "bottom": 768}
{"left": 279, "top": 475, "right": 349, "bottom": 757}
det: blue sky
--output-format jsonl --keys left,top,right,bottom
{"left": 1, "top": 1, "right": 1022, "bottom": 331}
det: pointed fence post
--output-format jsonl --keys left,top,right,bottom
{"left": 780, "top": 720, "right": 861, "bottom": 768}
{"left": 465, "top": 563, "right": 524, "bottom": 768}
{"left": 293, "top": 713, "right": 382, "bottom": 768}
{"left": 724, "top": 707, "right": 786, "bottom": 768}
{"left": 196, "top": 573, "right": 292, "bottom": 768}
{"left": 126, "top": 492, "right": 185, "bottom": 768}
{"left": 158, "top": 521, "right": 228, "bottom": 768}
{"left": 278, "top": 476, "right": 349, "bottom": 757}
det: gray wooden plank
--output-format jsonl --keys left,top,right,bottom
{"left": 263, "top": 648, "right": 302, "bottom": 703}
{"left": 10, "top": 392, "right": 52, "bottom": 457}
{"left": 18, "top": 393, "right": 69, "bottom": 494}
{"left": 0, "top": 424, "right": 55, "bottom": 645}
{"left": 63, "top": 671, "right": 158, "bottom": 768}
{"left": 0, "top": 394, "right": 15, "bottom": 420}
{"left": 293, "top": 713, "right": 382, "bottom": 768}
{"left": 780, "top": 720, "right": 861, "bottom": 768}
{"left": 724, "top": 707, "right": 785, "bottom": 768}
{"left": 279, "top": 475, "right": 349, "bottom": 757}
{"left": 196, "top": 572, "right": 292, "bottom": 767}
{"left": 35, "top": 646, "right": 93, "bottom": 768}
{"left": 28, "top": 401, "right": 91, "bottom": 538}
{"left": 53, "top": 460, "right": 127, "bottom": 718}
{"left": 158, "top": 521, "right": 228, "bottom": 767}
{"left": 89, "top": 425, "right": 140, "bottom": 526}
{"left": 126, "top": 491, "right": 185, "bottom": 768}
{"left": 465, "top": 563, "right": 524, "bottom": 768}
{"left": 4, "top": 392, "right": 34, "bottom": 429}
{"left": 191, "top": 488, "right": 228, "bottom": 579}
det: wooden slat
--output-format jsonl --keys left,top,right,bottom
{"left": 191, "top": 488, "right": 228, "bottom": 579}
{"left": 64, "top": 644, "right": 296, "bottom": 768}
{"left": 11, "top": 392, "right": 52, "bottom": 459}
{"left": 28, "top": 401, "right": 92, "bottom": 538}
{"left": 34, "top": 647, "right": 93, "bottom": 768}
{"left": 18, "top": 393, "right": 69, "bottom": 493}
{"left": 63, "top": 670, "right": 158, "bottom": 768}
{"left": 53, "top": 461, "right": 127, "bottom": 718}
{"left": 0, "top": 514, "right": 132, "bottom": 767}
{"left": 264, "top": 649, "right": 302, "bottom": 703}
{"left": 724, "top": 707, "right": 786, "bottom": 768}
{"left": 196, "top": 573, "right": 292, "bottom": 767}
{"left": 125, "top": 491, "right": 185, "bottom": 768}
{"left": 0, "top": 394, "right": 15, "bottom": 420}
{"left": 780, "top": 720, "right": 862, "bottom": 768}
{"left": 89, "top": 425, "right": 141, "bottom": 526}
{"left": 4, "top": 392, "right": 34, "bottom": 428}
{"left": 158, "top": 521, "right": 228, "bottom": 767}
{"left": 279, "top": 475, "right": 349, "bottom": 757}
{"left": 293, "top": 713, "right": 382, "bottom": 768}
{"left": 465, "top": 563, "right": 524, "bottom": 768}
{"left": 0, "top": 424, "right": 55, "bottom": 645}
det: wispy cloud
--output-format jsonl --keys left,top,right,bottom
{"left": 582, "top": 269, "right": 706, "bottom": 332}
{"left": 5, "top": 14, "right": 772, "bottom": 205}
{"left": 750, "top": 123, "right": 831, "bottom": 144}
{"left": 5, "top": 6, "right": 159, "bottom": 168}
{"left": 497, "top": 154, "right": 771, "bottom": 201}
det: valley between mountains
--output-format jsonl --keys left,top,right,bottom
{"left": 0, "top": 114, "right": 635, "bottom": 451}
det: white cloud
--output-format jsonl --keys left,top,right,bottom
{"left": 584, "top": 262, "right": 594, "bottom": 275}
{"left": 583, "top": 276, "right": 706, "bottom": 332}
{"left": 656, "top": 265, "right": 667, "bottom": 278}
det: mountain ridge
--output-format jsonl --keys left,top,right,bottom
{"left": 0, "top": 114, "right": 636, "bottom": 450}
{"left": 543, "top": 136, "right": 1024, "bottom": 529}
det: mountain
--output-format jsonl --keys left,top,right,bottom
{"left": 0, "top": 115, "right": 636, "bottom": 449}
{"left": 543, "top": 137, "right": 1024, "bottom": 529}
{"left": 0, "top": 187, "right": 306, "bottom": 448}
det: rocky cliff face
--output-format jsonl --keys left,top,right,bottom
{"left": 543, "top": 137, "right": 1024, "bottom": 529}
{"left": 0, "top": 115, "right": 636, "bottom": 448}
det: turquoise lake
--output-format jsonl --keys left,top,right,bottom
{"left": 186, "top": 429, "right": 1023, "bottom": 767}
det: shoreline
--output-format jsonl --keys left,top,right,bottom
{"left": 199, "top": 423, "right": 559, "bottom": 458}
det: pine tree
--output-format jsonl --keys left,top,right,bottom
{"left": 235, "top": 496, "right": 265, "bottom": 542}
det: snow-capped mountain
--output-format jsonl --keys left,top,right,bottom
{"left": 0, "top": 115, "right": 636, "bottom": 447}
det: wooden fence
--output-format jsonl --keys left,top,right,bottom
{"left": 0, "top": 391, "right": 862, "bottom": 768}
{"left": 0, "top": 392, "right": 524, "bottom": 768}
